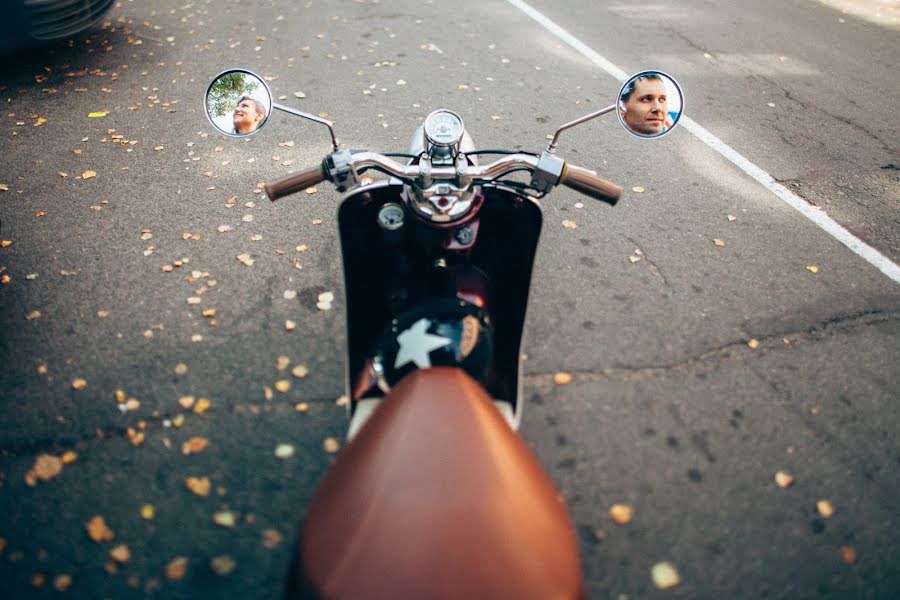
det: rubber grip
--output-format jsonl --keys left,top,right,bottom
{"left": 265, "top": 163, "right": 327, "bottom": 201}
{"left": 559, "top": 164, "right": 622, "bottom": 206}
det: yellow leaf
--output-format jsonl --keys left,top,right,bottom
{"left": 34, "top": 117, "right": 46, "bottom": 127}
{"left": 806, "top": 265, "right": 819, "bottom": 273}
{"left": 88, "top": 111, "right": 109, "bottom": 118}
{"left": 713, "top": 239, "right": 725, "bottom": 247}
{"left": 632, "top": 186, "right": 645, "bottom": 193}
{"left": 82, "top": 170, "right": 97, "bottom": 180}
{"left": 140, "top": 504, "right": 155, "bottom": 520}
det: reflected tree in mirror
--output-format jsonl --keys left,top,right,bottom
{"left": 205, "top": 69, "right": 272, "bottom": 137}
{"left": 617, "top": 71, "right": 684, "bottom": 139}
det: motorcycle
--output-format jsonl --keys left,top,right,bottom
{"left": 205, "top": 68, "right": 684, "bottom": 600}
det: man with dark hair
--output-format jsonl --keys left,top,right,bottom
{"left": 233, "top": 96, "right": 266, "bottom": 134}
{"left": 618, "top": 73, "right": 670, "bottom": 136}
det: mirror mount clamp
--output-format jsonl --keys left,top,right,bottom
{"left": 326, "top": 150, "right": 358, "bottom": 193}
{"left": 530, "top": 150, "right": 565, "bottom": 193}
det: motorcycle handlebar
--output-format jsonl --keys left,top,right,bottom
{"left": 558, "top": 164, "right": 622, "bottom": 206}
{"left": 265, "top": 163, "right": 328, "bottom": 201}
{"left": 263, "top": 152, "right": 622, "bottom": 206}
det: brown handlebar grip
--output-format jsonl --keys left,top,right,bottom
{"left": 264, "top": 163, "right": 328, "bottom": 201}
{"left": 559, "top": 164, "right": 622, "bottom": 206}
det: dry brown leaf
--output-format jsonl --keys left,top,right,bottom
{"left": 82, "top": 170, "right": 97, "bottom": 180}
{"left": 178, "top": 395, "right": 195, "bottom": 409}
{"left": 30, "top": 454, "right": 63, "bottom": 482}
{"left": 210, "top": 555, "right": 236, "bottom": 576}
{"left": 806, "top": 265, "right": 819, "bottom": 273}
{"left": 817, "top": 500, "right": 835, "bottom": 518}
{"left": 185, "top": 476, "right": 211, "bottom": 497}
{"left": 26, "top": 310, "right": 41, "bottom": 320}
{"left": 285, "top": 320, "right": 297, "bottom": 331}
{"left": 291, "top": 364, "right": 309, "bottom": 378}
{"left": 632, "top": 186, "right": 645, "bottom": 193}
{"left": 713, "top": 239, "right": 725, "bottom": 247}
{"left": 61, "top": 451, "right": 78, "bottom": 464}
{"left": 86, "top": 515, "right": 115, "bottom": 543}
{"left": 553, "top": 372, "right": 573, "bottom": 385}
{"left": 609, "top": 504, "right": 634, "bottom": 525}
{"left": 54, "top": 574, "right": 73, "bottom": 591}
{"left": 202, "top": 309, "right": 216, "bottom": 318}
{"left": 561, "top": 220, "right": 578, "bottom": 229}
{"left": 275, "top": 380, "right": 291, "bottom": 393}
{"left": 72, "top": 378, "right": 87, "bottom": 391}
{"left": 262, "top": 529, "right": 283, "bottom": 549}
{"left": 775, "top": 471, "right": 794, "bottom": 488}
{"left": 181, "top": 437, "right": 208, "bottom": 456}
{"left": 165, "top": 557, "right": 188, "bottom": 580}
{"left": 174, "top": 363, "right": 188, "bottom": 375}
{"left": 109, "top": 545, "right": 131, "bottom": 564}
{"left": 213, "top": 511, "right": 237, "bottom": 528}
{"left": 323, "top": 437, "right": 340, "bottom": 453}
{"left": 193, "top": 398, "right": 212, "bottom": 414}
{"left": 651, "top": 562, "right": 680, "bottom": 589}
{"left": 747, "top": 339, "right": 760, "bottom": 349}
{"left": 276, "top": 356, "right": 290, "bottom": 371}
{"left": 236, "top": 253, "right": 254, "bottom": 266}
{"left": 295, "top": 402, "right": 309, "bottom": 413}
{"left": 840, "top": 546, "right": 856, "bottom": 564}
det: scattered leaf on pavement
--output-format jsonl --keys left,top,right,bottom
{"left": 632, "top": 186, "right": 645, "bottom": 193}
{"left": 775, "top": 471, "right": 794, "bottom": 488}
{"left": 276, "top": 356, "right": 290, "bottom": 370}
{"left": 713, "top": 239, "right": 725, "bottom": 247}
{"left": 817, "top": 500, "right": 835, "bottom": 518}
{"left": 193, "top": 398, "right": 211, "bottom": 414}
{"left": 561, "top": 220, "right": 578, "bottom": 229}
{"left": 609, "top": 504, "right": 634, "bottom": 525}
{"left": 291, "top": 364, "right": 309, "bottom": 378}
{"left": 85, "top": 516, "right": 114, "bottom": 543}
{"left": 262, "top": 529, "right": 283, "bottom": 549}
{"left": 651, "top": 562, "right": 680, "bottom": 589}
{"left": 178, "top": 396, "right": 195, "bottom": 409}
{"left": 210, "top": 555, "right": 236, "bottom": 576}
{"left": 61, "top": 451, "right": 78, "bottom": 464}
{"left": 213, "top": 511, "right": 237, "bottom": 528}
{"left": 81, "top": 170, "right": 97, "bottom": 180}
{"left": 747, "top": 339, "right": 760, "bottom": 349}
{"left": 285, "top": 320, "right": 297, "bottom": 331}
{"left": 323, "top": 437, "right": 340, "bottom": 454}
{"left": 26, "top": 311, "right": 42, "bottom": 320}
{"left": 553, "top": 372, "right": 573, "bottom": 385}
{"left": 236, "top": 254, "right": 254, "bottom": 266}
{"left": 28, "top": 454, "right": 63, "bottom": 483}
{"left": 109, "top": 545, "right": 131, "bottom": 564}
{"left": 295, "top": 402, "right": 309, "bottom": 413}
{"left": 806, "top": 265, "right": 819, "bottom": 273}
{"left": 165, "top": 557, "right": 188, "bottom": 580}
{"left": 72, "top": 378, "right": 87, "bottom": 390}
{"left": 141, "top": 504, "right": 155, "bottom": 520}
{"left": 181, "top": 437, "right": 208, "bottom": 456}
{"left": 88, "top": 111, "right": 108, "bottom": 118}
{"left": 174, "top": 363, "right": 188, "bottom": 375}
{"left": 53, "top": 575, "right": 73, "bottom": 591}
{"left": 275, "top": 380, "right": 291, "bottom": 393}
{"left": 274, "top": 444, "right": 295, "bottom": 459}
{"left": 185, "top": 476, "right": 211, "bottom": 497}
{"left": 840, "top": 546, "right": 856, "bottom": 564}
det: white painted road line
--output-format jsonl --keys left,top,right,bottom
{"left": 507, "top": 0, "right": 900, "bottom": 285}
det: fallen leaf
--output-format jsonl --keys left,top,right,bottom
{"left": 72, "top": 378, "right": 87, "bottom": 390}
{"left": 0, "top": 184, "right": 9, "bottom": 191}
{"left": 276, "top": 356, "right": 290, "bottom": 370}
{"left": 323, "top": 437, "right": 340, "bottom": 453}
{"left": 81, "top": 170, "right": 97, "bottom": 180}
{"left": 236, "top": 253, "right": 254, "bottom": 266}
{"left": 747, "top": 339, "right": 760, "bottom": 349}
{"left": 29, "top": 454, "right": 63, "bottom": 482}
{"left": 275, "top": 380, "right": 291, "bottom": 393}
{"left": 88, "top": 111, "right": 109, "bottom": 118}
{"left": 185, "top": 476, "right": 211, "bottom": 497}
{"left": 553, "top": 372, "right": 573, "bottom": 385}
{"left": 34, "top": 117, "right": 46, "bottom": 127}
{"left": 213, "top": 511, "right": 237, "bottom": 528}
{"left": 632, "top": 186, "right": 645, "bottom": 193}
{"left": 141, "top": 504, "right": 155, "bottom": 520}
{"left": 274, "top": 444, "right": 295, "bottom": 459}
{"left": 125, "top": 398, "right": 140, "bottom": 411}
{"left": 174, "top": 363, "right": 188, "bottom": 375}
{"left": 202, "top": 309, "right": 216, "bottom": 318}
{"left": 295, "top": 402, "right": 309, "bottom": 413}
{"left": 26, "top": 310, "right": 42, "bottom": 320}
{"left": 293, "top": 91, "right": 306, "bottom": 98}
{"left": 165, "top": 557, "right": 188, "bottom": 580}
{"left": 153, "top": 146, "right": 164, "bottom": 151}
{"left": 178, "top": 395, "right": 195, "bottom": 409}
{"left": 609, "top": 504, "right": 634, "bottom": 525}
{"left": 561, "top": 220, "right": 578, "bottom": 229}
{"left": 713, "top": 239, "right": 725, "bottom": 247}
{"left": 283, "top": 290, "right": 297, "bottom": 300}
{"left": 285, "top": 320, "right": 297, "bottom": 331}
{"left": 181, "top": 437, "right": 208, "bottom": 456}
{"left": 817, "top": 500, "right": 835, "bottom": 518}
{"left": 86, "top": 515, "right": 115, "bottom": 543}
{"left": 291, "top": 364, "right": 309, "bottom": 378}
{"left": 242, "top": 214, "right": 254, "bottom": 222}
{"left": 187, "top": 297, "right": 201, "bottom": 305}
{"left": 806, "top": 265, "right": 819, "bottom": 273}
{"left": 839, "top": 546, "right": 856, "bottom": 564}
{"left": 54, "top": 575, "right": 73, "bottom": 591}
{"left": 61, "top": 451, "right": 78, "bottom": 464}
{"left": 305, "top": 187, "right": 317, "bottom": 195}
{"left": 651, "top": 562, "right": 680, "bottom": 589}
{"left": 193, "top": 398, "right": 212, "bottom": 414}
{"left": 775, "top": 471, "right": 794, "bottom": 488}
{"left": 109, "top": 545, "right": 131, "bottom": 564}
{"left": 1, "top": 240, "right": 13, "bottom": 247}
{"left": 629, "top": 255, "right": 641, "bottom": 263}
{"left": 210, "top": 555, "right": 236, "bottom": 576}
{"left": 727, "top": 215, "right": 737, "bottom": 222}
{"left": 262, "top": 529, "right": 283, "bottom": 549}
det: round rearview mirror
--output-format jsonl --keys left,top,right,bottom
{"left": 205, "top": 69, "right": 273, "bottom": 137}
{"left": 617, "top": 71, "right": 684, "bottom": 139}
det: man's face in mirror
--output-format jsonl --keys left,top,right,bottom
{"left": 621, "top": 76, "right": 668, "bottom": 136}
{"left": 233, "top": 97, "right": 264, "bottom": 134}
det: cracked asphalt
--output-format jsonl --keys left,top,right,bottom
{"left": 1, "top": 0, "right": 898, "bottom": 598}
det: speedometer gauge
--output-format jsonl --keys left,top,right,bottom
{"left": 423, "top": 109, "right": 464, "bottom": 147}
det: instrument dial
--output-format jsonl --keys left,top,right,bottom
{"left": 377, "top": 202, "right": 405, "bottom": 231}
{"left": 423, "top": 109, "right": 464, "bottom": 147}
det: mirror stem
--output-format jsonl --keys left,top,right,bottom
{"left": 273, "top": 103, "right": 340, "bottom": 151}
{"left": 547, "top": 104, "right": 616, "bottom": 153}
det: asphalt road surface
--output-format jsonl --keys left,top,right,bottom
{"left": 1, "top": 0, "right": 898, "bottom": 598}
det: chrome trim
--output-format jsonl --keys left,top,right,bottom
{"left": 547, "top": 104, "right": 616, "bottom": 153}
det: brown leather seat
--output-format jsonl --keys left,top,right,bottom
{"left": 289, "top": 367, "right": 584, "bottom": 600}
